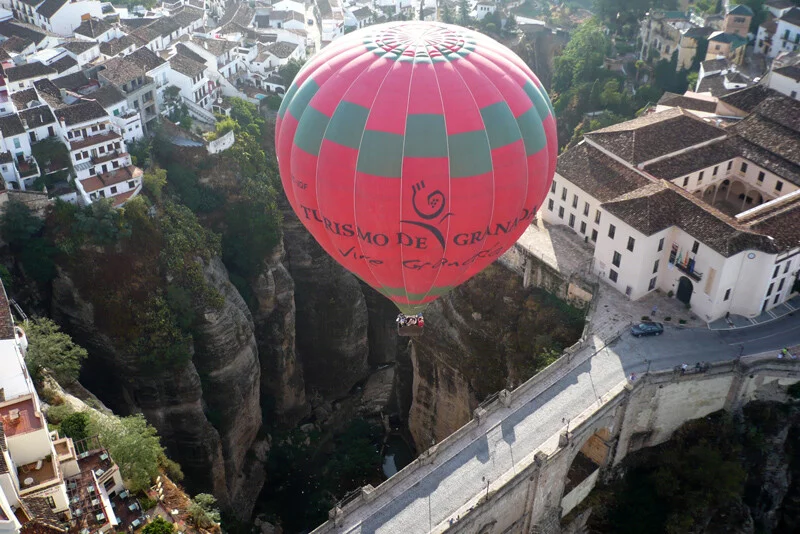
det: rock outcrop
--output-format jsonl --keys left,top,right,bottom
{"left": 281, "top": 212, "right": 369, "bottom": 401}
{"left": 51, "top": 258, "right": 265, "bottom": 518}
{"left": 251, "top": 240, "right": 307, "bottom": 426}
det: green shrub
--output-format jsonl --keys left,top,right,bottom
{"left": 25, "top": 317, "right": 88, "bottom": 384}
{"left": 46, "top": 403, "right": 75, "bottom": 424}
{"left": 60, "top": 411, "right": 90, "bottom": 441}
{"left": 142, "top": 516, "right": 174, "bottom": 534}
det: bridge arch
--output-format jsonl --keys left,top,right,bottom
{"left": 560, "top": 426, "right": 614, "bottom": 517}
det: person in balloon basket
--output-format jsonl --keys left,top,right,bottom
{"left": 396, "top": 313, "right": 424, "bottom": 331}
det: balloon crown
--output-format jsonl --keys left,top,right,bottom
{"left": 363, "top": 22, "right": 477, "bottom": 62}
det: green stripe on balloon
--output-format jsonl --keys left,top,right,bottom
{"left": 522, "top": 80, "right": 551, "bottom": 122}
{"left": 324, "top": 101, "right": 370, "bottom": 149}
{"left": 278, "top": 83, "right": 298, "bottom": 119}
{"left": 448, "top": 130, "right": 492, "bottom": 178}
{"left": 294, "top": 106, "right": 330, "bottom": 156}
{"left": 356, "top": 130, "right": 404, "bottom": 178}
{"left": 480, "top": 101, "right": 522, "bottom": 150}
{"left": 287, "top": 79, "right": 321, "bottom": 122}
{"left": 516, "top": 107, "right": 548, "bottom": 156}
{"left": 404, "top": 114, "right": 448, "bottom": 158}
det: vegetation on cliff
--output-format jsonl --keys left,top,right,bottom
{"left": 578, "top": 401, "right": 800, "bottom": 533}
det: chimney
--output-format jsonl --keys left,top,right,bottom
{"left": 204, "top": 41, "right": 208, "bottom": 49}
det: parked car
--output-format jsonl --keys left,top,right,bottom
{"left": 308, "top": 18, "right": 314, "bottom": 24}
{"left": 631, "top": 321, "right": 664, "bottom": 337}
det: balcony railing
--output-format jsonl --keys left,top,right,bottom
{"left": 675, "top": 261, "right": 703, "bottom": 282}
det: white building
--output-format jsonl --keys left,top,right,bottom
{"left": 8, "top": 0, "right": 114, "bottom": 37}
{"left": 541, "top": 99, "right": 800, "bottom": 323}
{"left": 345, "top": 6, "right": 373, "bottom": 29}
{"left": 761, "top": 7, "right": 800, "bottom": 58}
{"left": 473, "top": 1, "right": 496, "bottom": 20}
{"left": 0, "top": 281, "right": 129, "bottom": 534}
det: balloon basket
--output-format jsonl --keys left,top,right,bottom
{"left": 398, "top": 324, "right": 424, "bottom": 337}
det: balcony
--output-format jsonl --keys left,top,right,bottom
{"left": 91, "top": 150, "right": 128, "bottom": 166}
{"left": 16, "top": 158, "right": 39, "bottom": 179}
{"left": 675, "top": 261, "right": 703, "bottom": 282}
{"left": 69, "top": 131, "right": 122, "bottom": 152}
{"left": 18, "top": 456, "right": 61, "bottom": 494}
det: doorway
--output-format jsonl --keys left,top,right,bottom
{"left": 677, "top": 276, "right": 693, "bottom": 305}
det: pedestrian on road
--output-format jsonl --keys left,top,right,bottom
{"left": 629, "top": 372, "right": 637, "bottom": 382}
{"left": 681, "top": 363, "right": 688, "bottom": 375}
{"left": 651, "top": 306, "right": 658, "bottom": 317}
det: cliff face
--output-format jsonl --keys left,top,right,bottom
{"left": 281, "top": 212, "right": 370, "bottom": 401}
{"left": 251, "top": 240, "right": 307, "bottom": 426}
{"left": 51, "top": 258, "right": 266, "bottom": 517}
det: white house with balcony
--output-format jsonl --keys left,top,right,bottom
{"left": 541, "top": 98, "right": 800, "bottom": 323}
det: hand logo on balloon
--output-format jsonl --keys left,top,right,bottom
{"left": 401, "top": 181, "right": 453, "bottom": 249}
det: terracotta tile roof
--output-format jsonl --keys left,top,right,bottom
{"left": 52, "top": 70, "right": 90, "bottom": 91}
{"left": 775, "top": 64, "right": 800, "bottom": 82}
{"left": 49, "top": 55, "right": 77, "bottom": 74}
{"left": 11, "top": 87, "right": 41, "bottom": 109}
{"left": 33, "top": 79, "right": 66, "bottom": 108}
{"left": 556, "top": 142, "right": 650, "bottom": 202}
{"left": 5, "top": 61, "right": 56, "bottom": 82}
{"left": 746, "top": 199, "right": 800, "bottom": 251}
{"left": 718, "top": 84, "right": 778, "bottom": 114}
{"left": 169, "top": 53, "right": 206, "bottom": 78}
{"left": 99, "top": 35, "right": 136, "bottom": 57}
{"left": 80, "top": 165, "right": 142, "bottom": 192}
{"left": 54, "top": 100, "right": 108, "bottom": 126}
{"left": 19, "top": 105, "right": 55, "bottom": 129}
{"left": 60, "top": 40, "right": 98, "bottom": 55}
{"left": 265, "top": 41, "right": 298, "bottom": 58}
{"left": 19, "top": 498, "right": 64, "bottom": 532}
{"left": 35, "top": 0, "right": 67, "bottom": 19}
{"left": 781, "top": 7, "right": 800, "bottom": 25}
{"left": 644, "top": 138, "right": 740, "bottom": 179}
{"left": 0, "top": 420, "right": 7, "bottom": 452}
{"left": 602, "top": 180, "right": 776, "bottom": 256}
{"left": 0, "top": 36, "right": 32, "bottom": 53}
{"left": 0, "top": 113, "right": 25, "bottom": 136}
{"left": 84, "top": 84, "right": 126, "bottom": 108}
{"left": 0, "top": 21, "right": 46, "bottom": 46}
{"left": 584, "top": 108, "right": 726, "bottom": 165}
{"left": 194, "top": 37, "right": 237, "bottom": 57}
{"left": 128, "top": 46, "right": 166, "bottom": 72}
{"left": 657, "top": 91, "right": 717, "bottom": 113}
{"left": 74, "top": 17, "right": 111, "bottom": 39}
{"left": 734, "top": 98, "right": 800, "bottom": 169}
{"left": 175, "top": 43, "right": 206, "bottom": 64}
{"left": 220, "top": 2, "right": 255, "bottom": 27}
{"left": 172, "top": 5, "right": 204, "bottom": 27}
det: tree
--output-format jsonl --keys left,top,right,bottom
{"left": 440, "top": 3, "right": 454, "bottom": 23}
{"left": 142, "top": 516, "right": 175, "bottom": 534}
{"left": 60, "top": 412, "right": 90, "bottom": 441}
{"left": 278, "top": 58, "right": 305, "bottom": 87}
{"left": 687, "top": 71, "right": 699, "bottom": 90}
{"left": 143, "top": 167, "right": 167, "bottom": 202}
{"left": 552, "top": 19, "right": 609, "bottom": 94}
{"left": 187, "top": 494, "right": 220, "bottom": 528}
{"left": 458, "top": 0, "right": 472, "bottom": 26}
{"left": 88, "top": 413, "right": 167, "bottom": 493}
{"left": 25, "top": 318, "right": 88, "bottom": 384}
{"left": 505, "top": 13, "right": 517, "bottom": 33}
{"left": 0, "top": 199, "right": 43, "bottom": 251}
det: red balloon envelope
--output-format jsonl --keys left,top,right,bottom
{"left": 275, "top": 21, "right": 557, "bottom": 314}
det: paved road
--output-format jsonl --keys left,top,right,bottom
{"left": 326, "top": 313, "right": 800, "bottom": 534}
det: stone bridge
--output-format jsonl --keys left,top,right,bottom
{"left": 311, "top": 348, "right": 800, "bottom": 534}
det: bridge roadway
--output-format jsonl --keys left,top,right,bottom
{"left": 324, "top": 313, "right": 800, "bottom": 533}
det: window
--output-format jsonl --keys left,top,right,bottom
{"left": 45, "top": 496, "right": 56, "bottom": 509}
{"left": 727, "top": 161, "right": 733, "bottom": 171}
{"left": 104, "top": 478, "right": 115, "bottom": 492}
{"left": 580, "top": 221, "right": 586, "bottom": 234}
{"left": 75, "top": 153, "right": 82, "bottom": 161}
{"left": 683, "top": 176, "right": 689, "bottom": 187}
{"left": 691, "top": 241, "right": 699, "bottom": 254}
{"left": 128, "top": 180, "right": 136, "bottom": 188}
{"left": 583, "top": 202, "right": 589, "bottom": 216}
{"left": 568, "top": 214, "right": 575, "bottom": 228}
{"left": 99, "top": 145, "right": 106, "bottom": 154}
{"left": 775, "top": 294, "right": 781, "bottom": 304}
{"left": 773, "top": 265, "right": 780, "bottom": 278}
{"left": 767, "top": 282, "right": 774, "bottom": 296}
{"left": 609, "top": 269, "right": 618, "bottom": 282}
{"left": 89, "top": 167, "right": 95, "bottom": 175}
{"left": 561, "top": 187, "right": 567, "bottom": 201}
{"left": 92, "top": 125, "right": 99, "bottom": 132}
{"left": 612, "top": 251, "right": 621, "bottom": 267}
{"left": 591, "top": 229, "right": 598, "bottom": 242}
{"left": 658, "top": 238, "right": 664, "bottom": 252}
{"left": 595, "top": 210, "right": 601, "bottom": 224}
{"left": 547, "top": 199, "right": 554, "bottom": 211}
{"left": 713, "top": 166, "right": 718, "bottom": 176}
{"left": 110, "top": 186, "right": 117, "bottom": 194}
{"left": 648, "top": 277, "right": 657, "bottom": 291}
{"left": 776, "top": 181, "right": 783, "bottom": 192}
{"left": 740, "top": 162, "right": 748, "bottom": 173}
{"left": 550, "top": 180, "right": 556, "bottom": 193}
{"left": 627, "top": 236, "right": 635, "bottom": 252}
{"left": 558, "top": 206, "right": 564, "bottom": 219}
{"left": 112, "top": 161, "right": 119, "bottom": 168}
{"left": 698, "top": 171, "right": 704, "bottom": 183}
{"left": 12, "top": 138, "right": 19, "bottom": 149}
{"left": 572, "top": 194, "right": 578, "bottom": 208}
{"left": 784, "top": 262, "right": 790, "bottom": 274}
{"left": 608, "top": 224, "right": 616, "bottom": 239}
{"left": 653, "top": 259, "right": 659, "bottom": 273}
{"left": 757, "top": 171, "right": 765, "bottom": 183}
{"left": 779, "top": 278, "right": 785, "bottom": 291}
{"left": 724, "top": 288, "right": 731, "bottom": 301}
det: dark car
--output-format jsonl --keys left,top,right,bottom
{"left": 631, "top": 321, "right": 664, "bottom": 337}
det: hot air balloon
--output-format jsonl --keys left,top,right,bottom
{"left": 275, "top": 21, "right": 557, "bottom": 334}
